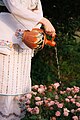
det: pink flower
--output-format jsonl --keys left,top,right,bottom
{"left": 71, "top": 109, "right": 75, "bottom": 113}
{"left": 74, "top": 95, "right": 77, "bottom": 98}
{"left": 33, "top": 106, "right": 39, "bottom": 114}
{"left": 72, "top": 86, "right": 79, "bottom": 93}
{"left": 35, "top": 97, "right": 41, "bottom": 101}
{"left": 55, "top": 111, "right": 61, "bottom": 116}
{"left": 70, "top": 98, "right": 75, "bottom": 103}
{"left": 66, "top": 87, "right": 71, "bottom": 92}
{"left": 48, "top": 101, "right": 55, "bottom": 106}
{"left": 40, "top": 84, "right": 46, "bottom": 89}
{"left": 63, "top": 111, "right": 69, "bottom": 116}
{"left": 76, "top": 102, "right": 80, "bottom": 107}
{"left": 55, "top": 101, "right": 59, "bottom": 105}
{"left": 67, "top": 96, "right": 72, "bottom": 99}
{"left": 26, "top": 99, "right": 31, "bottom": 104}
{"left": 60, "top": 91, "right": 66, "bottom": 94}
{"left": 26, "top": 93, "right": 32, "bottom": 99}
{"left": 50, "top": 107, "right": 54, "bottom": 110}
{"left": 63, "top": 108, "right": 70, "bottom": 116}
{"left": 27, "top": 107, "right": 32, "bottom": 113}
{"left": 29, "top": 107, "right": 40, "bottom": 114}
{"left": 76, "top": 108, "right": 80, "bottom": 112}
{"left": 38, "top": 88, "right": 43, "bottom": 93}
{"left": 65, "top": 98, "right": 70, "bottom": 102}
{"left": 64, "top": 108, "right": 70, "bottom": 112}
{"left": 55, "top": 95, "right": 59, "bottom": 100}
{"left": 72, "top": 116, "right": 78, "bottom": 120}
{"left": 53, "top": 83, "right": 60, "bottom": 90}
{"left": 32, "top": 85, "right": 39, "bottom": 90}
{"left": 35, "top": 101, "right": 43, "bottom": 106}
{"left": 31, "top": 91, "right": 37, "bottom": 95}
{"left": 57, "top": 103, "right": 64, "bottom": 108}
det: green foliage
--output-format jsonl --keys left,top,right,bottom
{"left": 31, "top": 46, "right": 58, "bottom": 85}
{"left": 31, "top": 16, "right": 80, "bottom": 86}
{"left": 32, "top": 0, "right": 80, "bottom": 86}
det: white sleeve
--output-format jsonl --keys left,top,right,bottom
{"left": 3, "top": 0, "right": 43, "bottom": 22}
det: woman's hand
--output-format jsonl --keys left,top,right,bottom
{"left": 39, "top": 17, "right": 56, "bottom": 37}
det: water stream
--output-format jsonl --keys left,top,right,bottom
{"left": 54, "top": 46, "right": 61, "bottom": 80}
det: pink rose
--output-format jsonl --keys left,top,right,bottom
{"left": 55, "top": 111, "right": 61, "bottom": 116}
{"left": 55, "top": 95, "right": 59, "bottom": 100}
{"left": 72, "top": 116, "right": 78, "bottom": 120}
{"left": 74, "top": 95, "right": 77, "bottom": 98}
{"left": 26, "top": 93, "right": 32, "bottom": 99}
{"left": 66, "top": 87, "right": 71, "bottom": 92}
{"left": 67, "top": 96, "right": 72, "bottom": 99}
{"left": 60, "top": 91, "right": 66, "bottom": 94}
{"left": 55, "top": 101, "right": 59, "bottom": 105}
{"left": 32, "top": 85, "right": 39, "bottom": 90}
{"left": 57, "top": 103, "right": 63, "bottom": 108}
{"left": 76, "top": 102, "right": 80, "bottom": 107}
{"left": 76, "top": 108, "right": 80, "bottom": 112}
{"left": 65, "top": 98, "right": 70, "bottom": 102}
{"left": 35, "top": 97, "right": 41, "bottom": 101}
{"left": 48, "top": 101, "right": 55, "bottom": 106}
{"left": 63, "top": 108, "right": 70, "bottom": 116}
{"left": 64, "top": 108, "right": 70, "bottom": 112}
{"left": 53, "top": 83, "right": 60, "bottom": 90}
{"left": 27, "top": 107, "right": 32, "bottom": 113}
{"left": 70, "top": 98, "right": 75, "bottom": 103}
{"left": 34, "top": 106, "right": 39, "bottom": 114}
{"left": 63, "top": 111, "right": 69, "bottom": 116}
{"left": 31, "top": 91, "right": 37, "bottom": 95}
{"left": 50, "top": 107, "right": 54, "bottom": 110}
{"left": 40, "top": 85, "right": 47, "bottom": 90}
{"left": 35, "top": 101, "right": 43, "bottom": 106}
{"left": 72, "top": 86, "right": 79, "bottom": 93}
{"left": 38, "top": 88, "right": 45, "bottom": 93}
{"left": 71, "top": 109, "right": 75, "bottom": 113}
{"left": 26, "top": 99, "right": 31, "bottom": 104}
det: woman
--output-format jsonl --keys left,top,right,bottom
{"left": 0, "top": 0, "right": 56, "bottom": 120}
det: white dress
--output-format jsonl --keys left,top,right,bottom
{"left": 0, "top": 0, "right": 43, "bottom": 119}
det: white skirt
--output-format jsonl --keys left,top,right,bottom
{"left": 0, "top": 44, "right": 33, "bottom": 95}
{"left": 0, "top": 96, "right": 25, "bottom": 120}
{"left": 0, "top": 44, "right": 33, "bottom": 120}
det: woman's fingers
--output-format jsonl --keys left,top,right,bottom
{"left": 46, "top": 30, "right": 56, "bottom": 37}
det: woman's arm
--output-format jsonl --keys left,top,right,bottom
{"left": 39, "top": 17, "right": 56, "bottom": 37}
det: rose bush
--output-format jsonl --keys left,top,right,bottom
{"left": 17, "top": 83, "right": 80, "bottom": 120}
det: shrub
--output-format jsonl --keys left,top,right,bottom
{"left": 16, "top": 82, "right": 80, "bottom": 120}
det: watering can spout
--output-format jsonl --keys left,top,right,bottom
{"left": 45, "top": 36, "right": 56, "bottom": 47}
{"left": 45, "top": 39, "right": 56, "bottom": 47}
